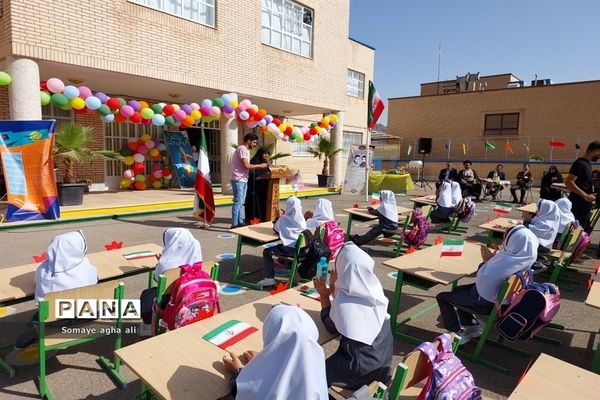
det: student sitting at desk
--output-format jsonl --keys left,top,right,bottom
{"left": 222, "top": 304, "right": 329, "bottom": 399}
{"left": 140, "top": 228, "right": 203, "bottom": 324}
{"left": 554, "top": 198, "right": 576, "bottom": 248}
{"left": 436, "top": 226, "right": 539, "bottom": 344}
{"left": 451, "top": 180, "right": 462, "bottom": 206}
{"left": 305, "top": 198, "right": 335, "bottom": 229}
{"left": 258, "top": 196, "right": 307, "bottom": 288}
{"left": 524, "top": 199, "right": 561, "bottom": 254}
{"left": 314, "top": 242, "right": 393, "bottom": 390}
{"left": 350, "top": 190, "right": 398, "bottom": 246}
{"left": 14, "top": 231, "right": 98, "bottom": 350}
{"left": 430, "top": 180, "right": 455, "bottom": 224}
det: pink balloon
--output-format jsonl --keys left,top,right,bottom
{"left": 142, "top": 118, "right": 152, "bottom": 126}
{"left": 174, "top": 109, "right": 187, "bottom": 121}
{"left": 123, "top": 169, "right": 134, "bottom": 178}
{"left": 46, "top": 78, "right": 65, "bottom": 94}
{"left": 137, "top": 145, "right": 148, "bottom": 155}
{"left": 153, "top": 170, "right": 163, "bottom": 179}
{"left": 78, "top": 86, "right": 92, "bottom": 99}
{"left": 190, "top": 102, "right": 200, "bottom": 110}
{"left": 145, "top": 140, "right": 156, "bottom": 149}
{"left": 210, "top": 106, "right": 221, "bottom": 116}
{"left": 151, "top": 165, "right": 161, "bottom": 171}
{"left": 120, "top": 105, "right": 134, "bottom": 118}
{"left": 200, "top": 106, "right": 211, "bottom": 116}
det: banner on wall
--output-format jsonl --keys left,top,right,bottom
{"left": 0, "top": 120, "right": 60, "bottom": 221}
{"left": 342, "top": 144, "right": 373, "bottom": 195}
{"left": 164, "top": 131, "right": 197, "bottom": 188}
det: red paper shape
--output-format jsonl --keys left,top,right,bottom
{"left": 269, "top": 282, "right": 287, "bottom": 295}
{"left": 104, "top": 241, "right": 124, "bottom": 251}
{"left": 33, "top": 252, "right": 48, "bottom": 263}
{"left": 594, "top": 261, "right": 599, "bottom": 274}
{"left": 406, "top": 245, "right": 416, "bottom": 254}
{"left": 370, "top": 199, "right": 380, "bottom": 206}
{"left": 352, "top": 202, "right": 360, "bottom": 208}
{"left": 549, "top": 140, "right": 566, "bottom": 148}
{"left": 250, "top": 217, "right": 260, "bottom": 225}
{"left": 434, "top": 236, "right": 444, "bottom": 245}
{"left": 588, "top": 278, "right": 594, "bottom": 291}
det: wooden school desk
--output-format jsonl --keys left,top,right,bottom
{"left": 115, "top": 286, "right": 337, "bottom": 400}
{"left": 585, "top": 269, "right": 600, "bottom": 373}
{"left": 229, "top": 221, "right": 279, "bottom": 290}
{"left": 517, "top": 202, "right": 537, "bottom": 216}
{"left": 382, "top": 242, "right": 483, "bottom": 345}
{"left": 478, "top": 217, "right": 522, "bottom": 245}
{"left": 410, "top": 195, "right": 437, "bottom": 208}
{"left": 508, "top": 353, "right": 600, "bottom": 399}
{"left": 343, "top": 206, "right": 413, "bottom": 238}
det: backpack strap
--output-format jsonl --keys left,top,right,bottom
{"left": 302, "top": 229, "right": 315, "bottom": 243}
{"left": 433, "top": 333, "right": 454, "bottom": 354}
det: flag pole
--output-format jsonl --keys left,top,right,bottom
{"left": 200, "top": 122, "right": 207, "bottom": 229}
{"left": 365, "top": 128, "right": 372, "bottom": 204}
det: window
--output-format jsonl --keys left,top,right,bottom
{"left": 347, "top": 69, "right": 365, "bottom": 98}
{"left": 484, "top": 113, "right": 519, "bottom": 136}
{"left": 342, "top": 131, "right": 363, "bottom": 156}
{"left": 261, "top": 0, "right": 312, "bottom": 58}
{"left": 104, "top": 123, "right": 164, "bottom": 177}
{"left": 291, "top": 135, "right": 317, "bottom": 156}
{"left": 42, "top": 104, "right": 74, "bottom": 123}
{"left": 129, "top": 0, "right": 215, "bottom": 27}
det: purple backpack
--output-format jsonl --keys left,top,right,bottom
{"left": 416, "top": 333, "right": 482, "bottom": 400}
{"left": 403, "top": 209, "right": 429, "bottom": 248}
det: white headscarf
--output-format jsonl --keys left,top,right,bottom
{"left": 437, "top": 181, "right": 453, "bottom": 208}
{"left": 155, "top": 228, "right": 202, "bottom": 279}
{"left": 330, "top": 242, "right": 389, "bottom": 345}
{"left": 306, "top": 198, "right": 334, "bottom": 229}
{"left": 450, "top": 181, "right": 462, "bottom": 206}
{"left": 35, "top": 231, "right": 98, "bottom": 303}
{"left": 274, "top": 197, "right": 307, "bottom": 247}
{"left": 377, "top": 190, "right": 398, "bottom": 223}
{"left": 236, "top": 305, "right": 329, "bottom": 400}
{"left": 528, "top": 199, "right": 561, "bottom": 248}
{"left": 476, "top": 225, "right": 539, "bottom": 302}
{"left": 555, "top": 198, "right": 576, "bottom": 233}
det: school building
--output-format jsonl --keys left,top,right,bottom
{"left": 386, "top": 73, "right": 600, "bottom": 182}
{"left": 0, "top": 0, "right": 374, "bottom": 191}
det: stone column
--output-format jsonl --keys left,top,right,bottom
{"left": 7, "top": 57, "right": 42, "bottom": 120}
{"left": 330, "top": 111, "right": 344, "bottom": 186}
{"left": 220, "top": 93, "right": 238, "bottom": 195}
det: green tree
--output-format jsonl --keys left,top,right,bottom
{"left": 307, "top": 136, "right": 341, "bottom": 175}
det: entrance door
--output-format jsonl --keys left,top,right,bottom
{"left": 185, "top": 126, "right": 221, "bottom": 184}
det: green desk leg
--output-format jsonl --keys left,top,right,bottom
{"left": 486, "top": 230, "right": 494, "bottom": 246}
{"left": 389, "top": 272, "right": 424, "bottom": 346}
{"left": 345, "top": 214, "right": 354, "bottom": 240}
{"left": 0, "top": 344, "right": 15, "bottom": 377}
{"left": 593, "top": 338, "right": 600, "bottom": 374}
{"left": 231, "top": 236, "right": 264, "bottom": 290}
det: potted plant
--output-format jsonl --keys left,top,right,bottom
{"left": 307, "top": 136, "right": 341, "bottom": 187}
{"left": 54, "top": 123, "right": 121, "bottom": 206}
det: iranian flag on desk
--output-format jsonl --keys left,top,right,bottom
{"left": 193, "top": 129, "right": 215, "bottom": 224}
{"left": 441, "top": 240, "right": 464, "bottom": 256}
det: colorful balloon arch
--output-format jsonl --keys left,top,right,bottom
{"left": 38, "top": 77, "right": 338, "bottom": 143}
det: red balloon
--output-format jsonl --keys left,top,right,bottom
{"left": 130, "top": 112, "right": 142, "bottom": 123}
{"left": 107, "top": 98, "right": 121, "bottom": 110}
{"left": 303, "top": 133, "right": 311, "bottom": 141}
{"left": 162, "top": 169, "right": 171, "bottom": 176}
{"left": 284, "top": 126, "right": 293, "bottom": 135}
{"left": 257, "top": 109, "right": 267, "bottom": 118}
{"left": 115, "top": 113, "right": 127, "bottom": 123}
{"left": 272, "top": 118, "right": 281, "bottom": 126}
{"left": 162, "top": 105, "right": 175, "bottom": 116}
{"left": 74, "top": 107, "right": 88, "bottom": 114}
{"left": 134, "top": 182, "right": 147, "bottom": 190}
{"left": 137, "top": 139, "right": 146, "bottom": 147}
{"left": 132, "top": 163, "right": 145, "bottom": 174}
{"left": 40, "top": 80, "right": 48, "bottom": 91}
{"left": 246, "top": 108, "right": 256, "bottom": 117}
{"left": 148, "top": 175, "right": 158, "bottom": 183}
{"left": 309, "top": 128, "right": 317, "bottom": 135}
{"left": 127, "top": 142, "right": 138, "bottom": 152}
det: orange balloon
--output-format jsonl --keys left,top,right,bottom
{"left": 183, "top": 116, "right": 194, "bottom": 126}
{"left": 134, "top": 181, "right": 147, "bottom": 190}
{"left": 138, "top": 101, "right": 149, "bottom": 109}
{"left": 259, "top": 125, "right": 268, "bottom": 132}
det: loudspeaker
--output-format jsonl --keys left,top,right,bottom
{"left": 418, "top": 138, "right": 432, "bottom": 154}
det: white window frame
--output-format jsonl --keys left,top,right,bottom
{"left": 128, "top": 0, "right": 215, "bottom": 28}
{"left": 347, "top": 69, "right": 365, "bottom": 98}
{"left": 42, "top": 104, "right": 74, "bottom": 123}
{"left": 342, "top": 131, "right": 363, "bottom": 156}
{"left": 261, "top": 0, "right": 313, "bottom": 58}
{"left": 291, "top": 134, "right": 317, "bottom": 157}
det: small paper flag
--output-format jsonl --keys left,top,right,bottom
{"left": 104, "top": 241, "right": 123, "bottom": 251}
{"left": 462, "top": 143, "right": 467, "bottom": 155}
{"left": 522, "top": 143, "right": 530, "bottom": 152}
{"left": 549, "top": 140, "right": 566, "bottom": 148}
{"left": 485, "top": 141, "right": 496, "bottom": 150}
{"left": 202, "top": 320, "right": 258, "bottom": 349}
{"left": 33, "top": 252, "right": 48, "bottom": 263}
{"left": 269, "top": 282, "right": 287, "bottom": 295}
{"left": 407, "top": 145, "right": 413, "bottom": 155}
{"left": 493, "top": 202, "right": 513, "bottom": 214}
{"left": 250, "top": 217, "right": 260, "bottom": 225}
{"left": 441, "top": 239, "right": 464, "bottom": 256}
{"left": 504, "top": 142, "right": 514, "bottom": 154}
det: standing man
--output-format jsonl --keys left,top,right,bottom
{"left": 230, "top": 133, "right": 268, "bottom": 228}
{"left": 565, "top": 141, "right": 600, "bottom": 232}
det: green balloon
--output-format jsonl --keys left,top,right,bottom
{"left": 0, "top": 71, "right": 12, "bottom": 86}
{"left": 40, "top": 91, "right": 51, "bottom": 105}
{"left": 120, "top": 147, "right": 133, "bottom": 157}
{"left": 118, "top": 97, "right": 126, "bottom": 106}
{"left": 51, "top": 93, "right": 68, "bottom": 107}
{"left": 135, "top": 174, "right": 146, "bottom": 182}
{"left": 97, "top": 104, "right": 110, "bottom": 116}
{"left": 164, "top": 116, "right": 175, "bottom": 125}
{"left": 151, "top": 104, "right": 163, "bottom": 114}
{"left": 212, "top": 98, "right": 224, "bottom": 108}
{"left": 141, "top": 108, "right": 154, "bottom": 119}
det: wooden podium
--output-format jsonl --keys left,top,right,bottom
{"left": 260, "top": 167, "right": 290, "bottom": 221}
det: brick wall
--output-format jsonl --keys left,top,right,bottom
{"left": 0, "top": 86, "right": 9, "bottom": 119}
{"left": 0, "top": 0, "right": 11, "bottom": 58}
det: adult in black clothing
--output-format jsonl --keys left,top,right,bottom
{"left": 509, "top": 163, "right": 533, "bottom": 204}
{"left": 565, "top": 141, "right": 600, "bottom": 233}
{"left": 244, "top": 147, "right": 271, "bottom": 222}
{"left": 484, "top": 164, "right": 506, "bottom": 199}
{"left": 438, "top": 162, "right": 459, "bottom": 182}
{"left": 539, "top": 165, "right": 563, "bottom": 201}
{"left": 458, "top": 160, "right": 482, "bottom": 201}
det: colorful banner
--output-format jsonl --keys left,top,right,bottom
{"left": 0, "top": 120, "right": 60, "bottom": 222}
{"left": 163, "top": 131, "right": 197, "bottom": 188}
{"left": 342, "top": 144, "right": 371, "bottom": 195}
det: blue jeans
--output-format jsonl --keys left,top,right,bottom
{"left": 231, "top": 180, "right": 247, "bottom": 226}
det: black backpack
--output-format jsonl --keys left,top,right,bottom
{"left": 297, "top": 229, "right": 330, "bottom": 279}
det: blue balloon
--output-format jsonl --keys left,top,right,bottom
{"left": 221, "top": 94, "right": 231, "bottom": 105}
{"left": 152, "top": 114, "right": 165, "bottom": 126}
{"left": 63, "top": 85, "right": 80, "bottom": 99}
{"left": 201, "top": 99, "right": 212, "bottom": 107}
{"left": 85, "top": 96, "right": 102, "bottom": 110}
{"left": 101, "top": 114, "right": 115, "bottom": 123}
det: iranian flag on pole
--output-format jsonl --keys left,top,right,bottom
{"left": 193, "top": 129, "right": 215, "bottom": 224}
{"left": 368, "top": 81, "right": 385, "bottom": 130}
{"left": 493, "top": 202, "right": 513, "bottom": 215}
{"left": 441, "top": 239, "right": 464, "bottom": 256}
{"left": 202, "top": 320, "right": 258, "bottom": 349}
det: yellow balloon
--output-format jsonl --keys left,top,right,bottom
{"left": 251, "top": 104, "right": 259, "bottom": 112}
{"left": 152, "top": 181, "right": 162, "bottom": 189}
{"left": 120, "top": 178, "right": 131, "bottom": 189}
{"left": 172, "top": 104, "right": 180, "bottom": 111}
{"left": 123, "top": 156, "right": 134, "bottom": 166}
{"left": 230, "top": 100, "right": 238, "bottom": 108}
{"left": 71, "top": 97, "right": 85, "bottom": 110}
{"left": 321, "top": 117, "right": 330, "bottom": 126}
{"left": 191, "top": 110, "right": 201, "bottom": 120}
{"left": 149, "top": 148, "right": 160, "bottom": 157}
{"left": 330, "top": 114, "right": 338, "bottom": 122}
{"left": 279, "top": 124, "right": 287, "bottom": 132}
{"left": 141, "top": 133, "right": 151, "bottom": 142}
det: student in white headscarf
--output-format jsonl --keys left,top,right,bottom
{"left": 140, "top": 228, "right": 203, "bottom": 324}
{"left": 258, "top": 197, "right": 306, "bottom": 287}
{"left": 451, "top": 181, "right": 462, "bottom": 207}
{"left": 555, "top": 198, "right": 576, "bottom": 234}
{"left": 305, "top": 198, "right": 335, "bottom": 229}
{"left": 436, "top": 226, "right": 539, "bottom": 344}
{"left": 222, "top": 304, "right": 329, "bottom": 400}
{"left": 15, "top": 231, "right": 98, "bottom": 349}
{"left": 314, "top": 242, "right": 393, "bottom": 389}
{"left": 430, "top": 180, "right": 455, "bottom": 224}
{"left": 524, "top": 199, "right": 561, "bottom": 253}
{"left": 350, "top": 190, "right": 398, "bottom": 246}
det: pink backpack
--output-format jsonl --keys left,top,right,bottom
{"left": 403, "top": 209, "right": 429, "bottom": 248}
{"left": 323, "top": 221, "right": 345, "bottom": 261}
{"left": 161, "top": 262, "right": 220, "bottom": 330}
{"left": 416, "top": 333, "right": 482, "bottom": 400}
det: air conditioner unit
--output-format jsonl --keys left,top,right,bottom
{"left": 531, "top": 79, "right": 552, "bottom": 86}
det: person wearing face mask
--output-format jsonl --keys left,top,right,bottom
{"left": 565, "top": 141, "right": 600, "bottom": 233}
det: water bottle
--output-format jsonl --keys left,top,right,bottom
{"left": 317, "top": 256, "right": 328, "bottom": 283}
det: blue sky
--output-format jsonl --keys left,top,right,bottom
{"left": 349, "top": 0, "right": 600, "bottom": 124}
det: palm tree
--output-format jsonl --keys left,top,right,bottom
{"left": 54, "top": 123, "right": 122, "bottom": 183}
{"left": 307, "top": 136, "right": 341, "bottom": 176}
